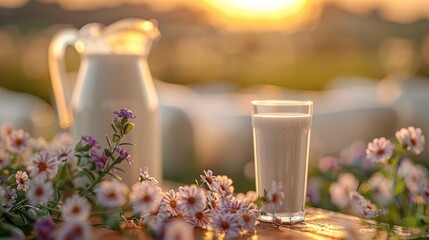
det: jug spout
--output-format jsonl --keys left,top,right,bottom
{"left": 102, "top": 19, "right": 160, "bottom": 57}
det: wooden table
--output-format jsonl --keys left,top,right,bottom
{"left": 94, "top": 208, "right": 427, "bottom": 239}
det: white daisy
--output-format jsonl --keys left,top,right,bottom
{"left": 349, "top": 192, "right": 388, "bottom": 219}
{"left": 139, "top": 167, "right": 159, "bottom": 185}
{"left": 403, "top": 163, "right": 428, "bottom": 194}
{"left": 95, "top": 180, "right": 128, "bottom": 208}
{"left": 15, "top": 170, "right": 29, "bottom": 191}
{"left": 55, "top": 219, "right": 91, "bottom": 240}
{"left": 141, "top": 202, "right": 171, "bottom": 231}
{"left": 0, "top": 149, "right": 11, "bottom": 170}
{"left": 329, "top": 172, "right": 359, "bottom": 208}
{"left": 55, "top": 147, "right": 74, "bottom": 162}
{"left": 396, "top": 126, "right": 425, "bottom": 155}
{"left": 368, "top": 173, "right": 393, "bottom": 206}
{"left": 200, "top": 170, "right": 220, "bottom": 191}
{"left": 217, "top": 175, "right": 234, "bottom": 197}
{"left": 237, "top": 208, "right": 257, "bottom": 232}
{"left": 5, "top": 129, "right": 30, "bottom": 153}
{"left": 366, "top": 137, "right": 395, "bottom": 164}
{"left": 161, "top": 189, "right": 180, "bottom": 216}
{"left": 62, "top": 194, "right": 91, "bottom": 221}
{"left": 1, "top": 186, "right": 17, "bottom": 209}
{"left": 185, "top": 208, "right": 212, "bottom": 228}
{"left": 27, "top": 151, "right": 58, "bottom": 181}
{"left": 27, "top": 178, "right": 53, "bottom": 205}
{"left": 164, "top": 220, "right": 194, "bottom": 240}
{"left": 207, "top": 192, "right": 222, "bottom": 214}
{"left": 130, "top": 181, "right": 161, "bottom": 213}
{"left": 211, "top": 213, "right": 241, "bottom": 239}
{"left": 177, "top": 185, "right": 206, "bottom": 215}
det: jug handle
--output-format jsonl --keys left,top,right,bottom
{"left": 48, "top": 29, "right": 78, "bottom": 129}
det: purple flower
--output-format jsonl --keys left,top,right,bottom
{"left": 80, "top": 135, "right": 100, "bottom": 149}
{"left": 114, "top": 108, "right": 137, "bottom": 119}
{"left": 90, "top": 150, "right": 109, "bottom": 170}
{"left": 34, "top": 217, "right": 56, "bottom": 240}
{"left": 115, "top": 147, "right": 134, "bottom": 165}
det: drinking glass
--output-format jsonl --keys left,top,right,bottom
{"left": 252, "top": 100, "right": 313, "bottom": 223}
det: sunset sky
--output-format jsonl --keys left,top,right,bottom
{"left": 2, "top": 0, "right": 429, "bottom": 31}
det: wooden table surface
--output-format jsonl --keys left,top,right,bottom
{"left": 94, "top": 208, "right": 428, "bottom": 239}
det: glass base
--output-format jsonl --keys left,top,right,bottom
{"left": 258, "top": 210, "right": 305, "bottom": 224}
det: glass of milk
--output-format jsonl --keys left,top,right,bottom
{"left": 252, "top": 100, "right": 313, "bottom": 223}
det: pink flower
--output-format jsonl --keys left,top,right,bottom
{"left": 177, "top": 185, "right": 206, "bottom": 215}
{"left": 211, "top": 214, "right": 241, "bottom": 239}
{"left": 130, "top": 181, "right": 162, "bottom": 213}
{"left": 27, "top": 151, "right": 58, "bottom": 181}
{"left": 6, "top": 129, "right": 30, "bottom": 153}
{"left": 62, "top": 194, "right": 91, "bottom": 221}
{"left": 395, "top": 126, "right": 425, "bottom": 155}
{"left": 366, "top": 137, "right": 395, "bottom": 164}
{"left": 95, "top": 180, "right": 128, "bottom": 208}
{"left": 217, "top": 175, "right": 234, "bottom": 197}
{"left": 0, "top": 149, "right": 11, "bottom": 170}
{"left": 267, "top": 180, "right": 284, "bottom": 213}
{"left": 329, "top": 173, "right": 358, "bottom": 208}
{"left": 15, "top": 170, "right": 29, "bottom": 191}
{"left": 26, "top": 178, "right": 53, "bottom": 205}
{"left": 200, "top": 170, "right": 220, "bottom": 191}
{"left": 161, "top": 189, "right": 180, "bottom": 216}
{"left": 185, "top": 208, "right": 212, "bottom": 228}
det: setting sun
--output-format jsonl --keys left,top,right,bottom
{"left": 206, "top": 0, "right": 307, "bottom": 20}
{"left": 203, "top": 0, "right": 317, "bottom": 31}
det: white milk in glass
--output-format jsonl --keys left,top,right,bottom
{"left": 252, "top": 112, "right": 312, "bottom": 222}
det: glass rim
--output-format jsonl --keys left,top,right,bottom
{"left": 251, "top": 100, "right": 313, "bottom": 106}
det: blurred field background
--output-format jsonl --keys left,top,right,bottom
{"left": 1, "top": 0, "right": 429, "bottom": 191}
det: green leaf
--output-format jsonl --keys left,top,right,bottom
{"left": 394, "top": 179, "right": 405, "bottom": 196}
{"left": 112, "top": 133, "right": 121, "bottom": 143}
{"left": 401, "top": 216, "right": 418, "bottom": 227}
{"left": 104, "top": 148, "right": 112, "bottom": 157}
{"left": 110, "top": 123, "right": 118, "bottom": 134}
{"left": 123, "top": 123, "right": 134, "bottom": 135}
{"left": 119, "top": 143, "right": 135, "bottom": 146}
{"left": 107, "top": 172, "right": 123, "bottom": 181}
{"left": 422, "top": 217, "right": 429, "bottom": 224}
{"left": 121, "top": 116, "right": 128, "bottom": 126}
{"left": 82, "top": 168, "right": 96, "bottom": 181}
